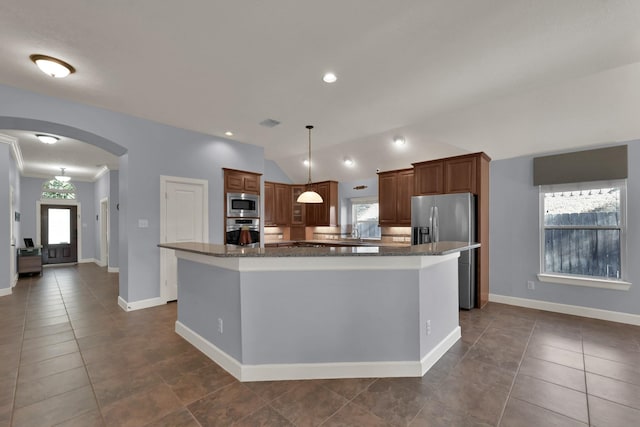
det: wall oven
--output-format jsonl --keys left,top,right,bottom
{"left": 226, "top": 218, "right": 260, "bottom": 247}
{"left": 227, "top": 193, "right": 260, "bottom": 218}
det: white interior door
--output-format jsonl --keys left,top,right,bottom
{"left": 160, "top": 176, "right": 208, "bottom": 302}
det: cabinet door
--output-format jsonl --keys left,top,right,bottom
{"left": 264, "top": 182, "right": 275, "bottom": 225}
{"left": 274, "top": 183, "right": 291, "bottom": 225}
{"left": 303, "top": 184, "right": 318, "bottom": 226}
{"left": 397, "top": 169, "right": 414, "bottom": 224}
{"left": 414, "top": 161, "right": 444, "bottom": 195}
{"left": 243, "top": 174, "right": 260, "bottom": 194}
{"left": 315, "top": 182, "right": 330, "bottom": 225}
{"left": 291, "top": 186, "right": 305, "bottom": 225}
{"left": 225, "top": 173, "right": 244, "bottom": 192}
{"left": 444, "top": 157, "right": 477, "bottom": 194}
{"left": 378, "top": 172, "right": 398, "bottom": 225}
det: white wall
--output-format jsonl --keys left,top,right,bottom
{"left": 489, "top": 141, "right": 639, "bottom": 315}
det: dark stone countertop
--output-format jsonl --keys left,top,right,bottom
{"left": 158, "top": 241, "right": 480, "bottom": 258}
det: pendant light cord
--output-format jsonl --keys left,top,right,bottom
{"left": 306, "top": 125, "right": 313, "bottom": 185}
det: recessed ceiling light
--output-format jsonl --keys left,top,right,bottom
{"left": 393, "top": 136, "right": 406, "bottom": 146}
{"left": 303, "top": 159, "right": 310, "bottom": 167}
{"left": 224, "top": 131, "right": 233, "bottom": 136}
{"left": 322, "top": 72, "right": 337, "bottom": 83}
{"left": 344, "top": 158, "right": 354, "bottom": 167}
{"left": 36, "top": 134, "right": 59, "bottom": 144}
{"left": 30, "top": 54, "right": 75, "bottom": 78}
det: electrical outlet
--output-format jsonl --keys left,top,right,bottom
{"left": 426, "top": 320, "right": 432, "bottom": 336}
{"left": 527, "top": 281, "right": 535, "bottom": 290}
{"left": 217, "top": 318, "right": 223, "bottom": 334}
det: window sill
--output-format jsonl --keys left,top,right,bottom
{"left": 537, "top": 274, "right": 631, "bottom": 291}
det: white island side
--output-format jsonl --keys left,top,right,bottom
{"left": 158, "top": 242, "right": 478, "bottom": 382}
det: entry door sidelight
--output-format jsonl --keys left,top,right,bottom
{"left": 41, "top": 205, "right": 78, "bottom": 264}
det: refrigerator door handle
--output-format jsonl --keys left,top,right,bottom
{"left": 433, "top": 206, "right": 439, "bottom": 242}
{"left": 428, "top": 206, "right": 434, "bottom": 243}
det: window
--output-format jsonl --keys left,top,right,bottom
{"left": 351, "top": 197, "right": 381, "bottom": 239}
{"left": 539, "top": 180, "right": 629, "bottom": 289}
{"left": 42, "top": 179, "right": 76, "bottom": 200}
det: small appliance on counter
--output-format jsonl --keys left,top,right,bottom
{"left": 226, "top": 218, "right": 260, "bottom": 247}
{"left": 411, "top": 193, "right": 477, "bottom": 309}
{"left": 227, "top": 193, "right": 260, "bottom": 218}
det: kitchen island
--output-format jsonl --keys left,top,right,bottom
{"left": 158, "top": 241, "right": 479, "bottom": 382}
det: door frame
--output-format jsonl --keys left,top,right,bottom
{"left": 159, "top": 175, "right": 209, "bottom": 302}
{"left": 9, "top": 185, "right": 17, "bottom": 287}
{"left": 36, "top": 200, "right": 82, "bottom": 262}
{"left": 99, "top": 197, "right": 109, "bottom": 267}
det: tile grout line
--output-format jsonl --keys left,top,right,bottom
{"left": 9, "top": 275, "right": 33, "bottom": 427}
{"left": 495, "top": 317, "right": 537, "bottom": 426}
{"left": 580, "top": 324, "right": 591, "bottom": 427}
{"left": 56, "top": 269, "right": 108, "bottom": 427}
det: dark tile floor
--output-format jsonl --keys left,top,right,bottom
{"left": 1, "top": 264, "right": 639, "bottom": 426}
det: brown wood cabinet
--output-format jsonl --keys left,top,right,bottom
{"left": 264, "top": 181, "right": 292, "bottom": 226}
{"left": 264, "top": 182, "right": 275, "bottom": 225}
{"left": 378, "top": 168, "right": 414, "bottom": 226}
{"left": 223, "top": 168, "right": 260, "bottom": 194}
{"left": 412, "top": 152, "right": 491, "bottom": 308}
{"left": 413, "top": 161, "right": 443, "bottom": 195}
{"left": 305, "top": 181, "right": 339, "bottom": 227}
{"left": 413, "top": 153, "right": 484, "bottom": 196}
{"left": 291, "top": 185, "right": 305, "bottom": 225}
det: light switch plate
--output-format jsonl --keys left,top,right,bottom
{"left": 138, "top": 219, "right": 149, "bottom": 228}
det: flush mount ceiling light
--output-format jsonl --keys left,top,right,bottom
{"left": 55, "top": 167, "right": 71, "bottom": 182}
{"left": 344, "top": 158, "right": 354, "bottom": 167}
{"left": 322, "top": 72, "right": 337, "bottom": 83}
{"left": 36, "top": 134, "right": 59, "bottom": 144}
{"left": 297, "top": 125, "right": 323, "bottom": 204}
{"left": 224, "top": 131, "right": 233, "bottom": 136}
{"left": 30, "top": 54, "right": 76, "bottom": 78}
{"left": 393, "top": 136, "right": 406, "bottom": 146}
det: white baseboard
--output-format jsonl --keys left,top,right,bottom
{"left": 11, "top": 273, "right": 18, "bottom": 288}
{"left": 117, "top": 296, "right": 165, "bottom": 312}
{"left": 96, "top": 261, "right": 107, "bottom": 267}
{"left": 79, "top": 258, "right": 98, "bottom": 264}
{"left": 175, "top": 320, "right": 460, "bottom": 382}
{"left": 107, "top": 267, "right": 119, "bottom": 273}
{"left": 489, "top": 294, "right": 640, "bottom": 326}
{"left": 420, "top": 326, "right": 461, "bottom": 375}
{"left": 0, "top": 287, "right": 12, "bottom": 297}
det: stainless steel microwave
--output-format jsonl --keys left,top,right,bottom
{"left": 227, "top": 193, "right": 260, "bottom": 218}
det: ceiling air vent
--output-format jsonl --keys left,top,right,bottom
{"left": 259, "top": 118, "right": 281, "bottom": 128}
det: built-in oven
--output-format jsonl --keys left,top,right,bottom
{"left": 226, "top": 218, "right": 260, "bottom": 247}
{"left": 227, "top": 193, "right": 260, "bottom": 218}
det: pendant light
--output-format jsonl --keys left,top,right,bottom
{"left": 55, "top": 168, "right": 71, "bottom": 182}
{"left": 297, "top": 125, "right": 323, "bottom": 203}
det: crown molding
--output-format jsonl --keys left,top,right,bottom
{"left": 93, "top": 165, "right": 110, "bottom": 181}
{"left": 0, "top": 133, "right": 24, "bottom": 172}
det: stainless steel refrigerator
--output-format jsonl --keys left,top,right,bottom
{"left": 411, "top": 193, "right": 476, "bottom": 309}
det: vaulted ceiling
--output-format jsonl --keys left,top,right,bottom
{"left": 1, "top": 1, "right": 639, "bottom": 182}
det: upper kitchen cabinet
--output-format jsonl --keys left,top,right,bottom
{"left": 305, "top": 181, "right": 339, "bottom": 227}
{"left": 265, "top": 182, "right": 293, "bottom": 226}
{"left": 413, "top": 152, "right": 489, "bottom": 196}
{"left": 413, "top": 161, "right": 443, "bottom": 195}
{"left": 223, "top": 168, "right": 261, "bottom": 194}
{"left": 378, "top": 168, "right": 414, "bottom": 226}
{"left": 291, "top": 185, "right": 306, "bottom": 225}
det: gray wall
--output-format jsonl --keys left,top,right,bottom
{"left": 0, "top": 83, "right": 264, "bottom": 303}
{"left": 1, "top": 144, "right": 10, "bottom": 290}
{"left": 338, "top": 177, "right": 378, "bottom": 226}
{"left": 489, "top": 141, "right": 639, "bottom": 315}
{"left": 264, "top": 159, "right": 292, "bottom": 183}
{"left": 20, "top": 177, "right": 97, "bottom": 262}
